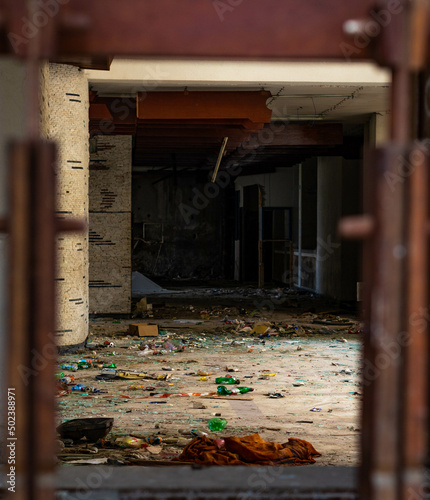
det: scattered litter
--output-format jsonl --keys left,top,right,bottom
{"left": 66, "top": 458, "right": 109, "bottom": 465}
{"left": 192, "top": 402, "right": 207, "bottom": 409}
{"left": 129, "top": 323, "right": 159, "bottom": 337}
{"left": 57, "top": 418, "right": 113, "bottom": 443}
{"left": 208, "top": 418, "right": 227, "bottom": 432}
{"left": 267, "top": 393, "right": 285, "bottom": 398}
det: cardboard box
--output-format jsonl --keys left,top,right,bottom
{"left": 129, "top": 323, "right": 159, "bottom": 337}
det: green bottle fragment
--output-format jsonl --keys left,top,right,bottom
{"left": 55, "top": 372, "right": 65, "bottom": 379}
{"left": 208, "top": 418, "right": 227, "bottom": 432}
{"left": 215, "top": 377, "right": 240, "bottom": 385}
{"left": 217, "top": 385, "right": 254, "bottom": 395}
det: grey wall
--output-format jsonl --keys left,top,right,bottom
{"left": 132, "top": 172, "right": 230, "bottom": 279}
{"left": 316, "top": 156, "right": 361, "bottom": 301}
{"left": 316, "top": 157, "right": 343, "bottom": 299}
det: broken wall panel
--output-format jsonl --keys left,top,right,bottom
{"left": 89, "top": 136, "right": 132, "bottom": 314}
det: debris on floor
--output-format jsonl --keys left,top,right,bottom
{"left": 58, "top": 289, "right": 362, "bottom": 466}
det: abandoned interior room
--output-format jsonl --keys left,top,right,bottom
{"left": 0, "top": 1, "right": 430, "bottom": 499}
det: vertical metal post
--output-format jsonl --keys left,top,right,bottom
{"left": 401, "top": 145, "right": 429, "bottom": 498}
{"left": 6, "top": 141, "right": 58, "bottom": 500}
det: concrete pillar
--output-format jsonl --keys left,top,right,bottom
{"left": 89, "top": 135, "right": 132, "bottom": 314}
{"left": 316, "top": 157, "right": 343, "bottom": 299}
{"left": 367, "top": 112, "right": 390, "bottom": 147}
{"left": 48, "top": 63, "right": 89, "bottom": 350}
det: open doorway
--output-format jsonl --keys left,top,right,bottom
{"left": 55, "top": 83, "right": 368, "bottom": 480}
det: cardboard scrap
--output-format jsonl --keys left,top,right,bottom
{"left": 129, "top": 323, "right": 159, "bottom": 337}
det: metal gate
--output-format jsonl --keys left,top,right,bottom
{"left": 0, "top": 1, "right": 429, "bottom": 498}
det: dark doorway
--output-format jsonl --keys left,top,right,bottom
{"left": 241, "top": 184, "right": 260, "bottom": 281}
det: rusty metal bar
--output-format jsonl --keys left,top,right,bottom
{"left": 361, "top": 146, "right": 407, "bottom": 500}
{"left": 0, "top": 0, "right": 375, "bottom": 59}
{"left": 6, "top": 141, "right": 57, "bottom": 500}
{"left": 338, "top": 214, "right": 375, "bottom": 240}
{"left": 211, "top": 137, "right": 228, "bottom": 183}
{"left": 59, "top": 0, "right": 376, "bottom": 60}
{"left": 31, "top": 142, "right": 57, "bottom": 500}
{"left": 7, "top": 142, "right": 32, "bottom": 500}
{"left": 360, "top": 147, "right": 377, "bottom": 500}
{"left": 401, "top": 145, "right": 429, "bottom": 497}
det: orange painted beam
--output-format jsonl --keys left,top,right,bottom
{"left": 137, "top": 91, "right": 272, "bottom": 123}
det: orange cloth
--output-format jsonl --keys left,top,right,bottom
{"left": 173, "top": 433, "right": 321, "bottom": 466}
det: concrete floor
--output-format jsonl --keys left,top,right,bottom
{"left": 57, "top": 291, "right": 362, "bottom": 469}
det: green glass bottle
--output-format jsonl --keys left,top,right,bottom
{"left": 215, "top": 377, "right": 240, "bottom": 385}
{"left": 208, "top": 418, "right": 227, "bottom": 431}
{"left": 217, "top": 385, "right": 254, "bottom": 395}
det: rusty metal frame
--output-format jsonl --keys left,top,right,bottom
{"left": 0, "top": 0, "right": 429, "bottom": 499}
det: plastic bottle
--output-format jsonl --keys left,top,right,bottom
{"left": 208, "top": 418, "right": 227, "bottom": 431}
{"left": 60, "top": 363, "right": 79, "bottom": 372}
{"left": 142, "top": 436, "right": 162, "bottom": 445}
{"left": 77, "top": 360, "right": 91, "bottom": 369}
{"left": 103, "top": 363, "right": 117, "bottom": 369}
{"left": 191, "top": 429, "right": 208, "bottom": 437}
{"left": 55, "top": 372, "right": 65, "bottom": 379}
{"left": 217, "top": 385, "right": 254, "bottom": 395}
{"left": 72, "top": 385, "right": 101, "bottom": 393}
{"left": 215, "top": 377, "right": 240, "bottom": 385}
{"left": 61, "top": 376, "right": 74, "bottom": 384}
{"left": 70, "top": 384, "right": 85, "bottom": 391}
{"left": 116, "top": 437, "right": 146, "bottom": 448}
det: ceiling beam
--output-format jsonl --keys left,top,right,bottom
{"left": 136, "top": 91, "right": 272, "bottom": 122}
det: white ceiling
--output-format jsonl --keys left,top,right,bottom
{"left": 87, "top": 59, "right": 391, "bottom": 124}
